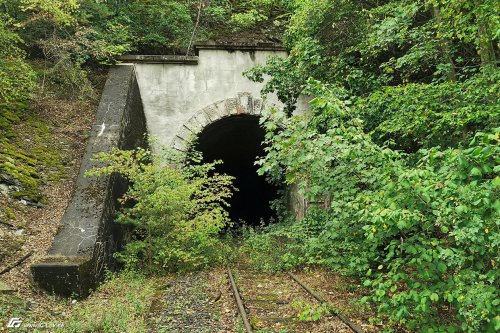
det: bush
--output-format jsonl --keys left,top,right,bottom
{"left": 254, "top": 80, "right": 499, "bottom": 331}
{"left": 87, "top": 147, "right": 235, "bottom": 273}
{"left": 357, "top": 70, "right": 500, "bottom": 152}
{"left": 229, "top": 9, "right": 268, "bottom": 31}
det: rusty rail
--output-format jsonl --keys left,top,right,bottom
{"left": 227, "top": 266, "right": 253, "bottom": 333}
{"left": 288, "top": 272, "right": 365, "bottom": 333}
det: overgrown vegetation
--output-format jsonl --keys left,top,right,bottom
{"left": 1, "top": 0, "right": 498, "bottom": 331}
{"left": 242, "top": 1, "right": 499, "bottom": 332}
{"left": 61, "top": 271, "right": 158, "bottom": 333}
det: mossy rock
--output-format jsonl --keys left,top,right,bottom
{"left": 11, "top": 190, "right": 46, "bottom": 204}
{"left": 0, "top": 104, "right": 65, "bottom": 202}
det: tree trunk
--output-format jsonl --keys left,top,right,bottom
{"left": 478, "top": 22, "right": 496, "bottom": 68}
{"left": 432, "top": 6, "right": 457, "bottom": 81}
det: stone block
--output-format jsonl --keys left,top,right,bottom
{"left": 193, "top": 112, "right": 211, "bottom": 127}
{"left": 172, "top": 136, "right": 188, "bottom": 151}
{"left": 225, "top": 98, "right": 239, "bottom": 116}
{"left": 176, "top": 125, "right": 195, "bottom": 142}
{"left": 31, "top": 256, "right": 93, "bottom": 298}
{"left": 184, "top": 118, "right": 203, "bottom": 134}
{"left": 253, "top": 99, "right": 263, "bottom": 114}
{"left": 203, "top": 106, "right": 222, "bottom": 122}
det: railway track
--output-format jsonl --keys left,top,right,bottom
{"left": 228, "top": 266, "right": 366, "bottom": 333}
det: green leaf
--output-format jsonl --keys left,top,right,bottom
{"left": 470, "top": 167, "right": 482, "bottom": 177}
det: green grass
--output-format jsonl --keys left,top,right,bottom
{"left": 60, "top": 271, "right": 159, "bottom": 333}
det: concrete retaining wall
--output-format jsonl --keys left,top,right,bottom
{"left": 31, "top": 65, "right": 147, "bottom": 297}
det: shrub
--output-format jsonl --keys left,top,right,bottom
{"left": 87, "top": 147, "right": 235, "bottom": 273}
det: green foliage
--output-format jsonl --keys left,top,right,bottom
{"left": 125, "top": 0, "right": 193, "bottom": 52}
{"left": 87, "top": 147, "right": 235, "bottom": 273}
{"left": 247, "top": 11, "right": 498, "bottom": 331}
{"left": 0, "top": 16, "right": 36, "bottom": 105}
{"left": 291, "top": 300, "right": 329, "bottom": 322}
{"left": 230, "top": 9, "right": 268, "bottom": 31}
{"left": 19, "top": 0, "right": 79, "bottom": 26}
{"left": 357, "top": 70, "right": 500, "bottom": 151}
{"left": 253, "top": 80, "right": 499, "bottom": 331}
{"left": 244, "top": 37, "right": 325, "bottom": 115}
{"left": 250, "top": 0, "right": 499, "bottom": 149}
{"left": 241, "top": 223, "right": 304, "bottom": 271}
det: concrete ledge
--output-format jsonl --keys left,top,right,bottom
{"left": 31, "top": 257, "right": 93, "bottom": 297}
{"left": 119, "top": 55, "right": 199, "bottom": 64}
{"left": 194, "top": 42, "right": 286, "bottom": 54}
{"left": 31, "top": 65, "right": 147, "bottom": 297}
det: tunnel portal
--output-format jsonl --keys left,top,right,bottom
{"left": 195, "top": 115, "right": 278, "bottom": 226}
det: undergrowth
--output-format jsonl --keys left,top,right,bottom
{"left": 60, "top": 271, "right": 158, "bottom": 333}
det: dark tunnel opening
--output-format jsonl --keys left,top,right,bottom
{"left": 195, "top": 115, "right": 278, "bottom": 227}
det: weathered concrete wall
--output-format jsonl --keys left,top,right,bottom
{"left": 31, "top": 65, "right": 147, "bottom": 297}
{"left": 134, "top": 45, "right": 309, "bottom": 150}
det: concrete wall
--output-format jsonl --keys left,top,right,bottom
{"left": 31, "top": 65, "right": 147, "bottom": 297}
{"left": 134, "top": 46, "right": 309, "bottom": 223}
{"left": 134, "top": 46, "right": 309, "bottom": 150}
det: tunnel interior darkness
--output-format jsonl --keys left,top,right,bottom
{"left": 195, "top": 115, "right": 278, "bottom": 226}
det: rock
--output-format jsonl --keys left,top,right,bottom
{"left": 20, "top": 199, "right": 27, "bottom": 205}
{"left": 0, "top": 280, "right": 16, "bottom": 294}
{"left": 14, "top": 229, "right": 24, "bottom": 236}
{"left": 0, "top": 229, "right": 4, "bottom": 238}
{"left": 25, "top": 201, "right": 45, "bottom": 208}
{"left": 9, "top": 185, "right": 20, "bottom": 192}
{"left": 0, "top": 183, "right": 9, "bottom": 196}
{"left": 0, "top": 172, "right": 22, "bottom": 187}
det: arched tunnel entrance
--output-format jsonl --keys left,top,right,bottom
{"left": 195, "top": 115, "right": 278, "bottom": 226}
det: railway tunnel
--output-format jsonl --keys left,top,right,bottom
{"left": 195, "top": 115, "right": 278, "bottom": 226}
{"left": 31, "top": 43, "right": 309, "bottom": 297}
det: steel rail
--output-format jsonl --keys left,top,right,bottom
{"left": 227, "top": 266, "right": 253, "bottom": 333}
{"left": 288, "top": 272, "right": 365, "bottom": 333}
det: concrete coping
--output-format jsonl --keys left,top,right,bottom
{"left": 118, "top": 43, "right": 286, "bottom": 63}
{"left": 119, "top": 54, "right": 199, "bottom": 64}
{"left": 194, "top": 42, "right": 286, "bottom": 54}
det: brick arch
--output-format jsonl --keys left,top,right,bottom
{"left": 171, "top": 93, "right": 265, "bottom": 151}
